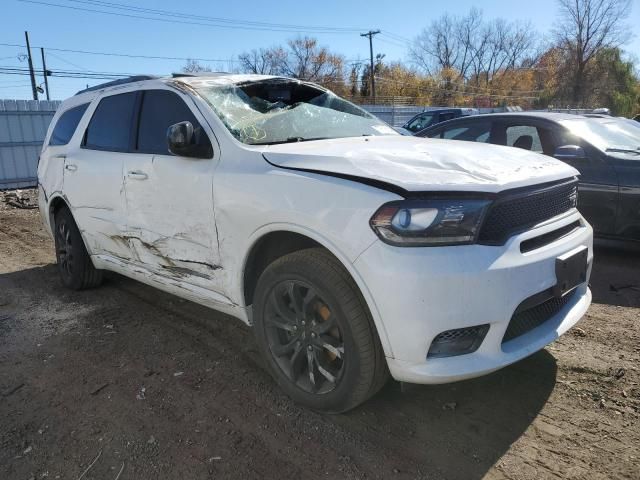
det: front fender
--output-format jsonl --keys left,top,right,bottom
{"left": 238, "top": 223, "right": 394, "bottom": 358}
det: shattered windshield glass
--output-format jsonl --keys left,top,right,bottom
{"left": 191, "top": 78, "right": 397, "bottom": 145}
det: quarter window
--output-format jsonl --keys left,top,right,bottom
{"left": 49, "top": 103, "right": 89, "bottom": 146}
{"left": 137, "top": 90, "right": 211, "bottom": 156}
{"left": 84, "top": 92, "right": 137, "bottom": 151}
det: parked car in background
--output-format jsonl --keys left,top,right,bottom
{"left": 39, "top": 75, "right": 592, "bottom": 412}
{"left": 419, "top": 112, "right": 640, "bottom": 244}
{"left": 401, "top": 108, "right": 478, "bottom": 134}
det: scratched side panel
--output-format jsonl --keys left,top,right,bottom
{"left": 123, "top": 150, "right": 221, "bottom": 291}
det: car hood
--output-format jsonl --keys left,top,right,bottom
{"left": 261, "top": 136, "right": 578, "bottom": 193}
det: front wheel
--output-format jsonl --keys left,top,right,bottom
{"left": 253, "top": 248, "right": 388, "bottom": 413}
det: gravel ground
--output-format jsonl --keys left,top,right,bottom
{"left": 1, "top": 190, "right": 639, "bottom": 480}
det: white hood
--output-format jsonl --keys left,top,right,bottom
{"left": 261, "top": 136, "right": 578, "bottom": 193}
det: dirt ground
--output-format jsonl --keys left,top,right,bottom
{"left": 1, "top": 190, "right": 639, "bottom": 480}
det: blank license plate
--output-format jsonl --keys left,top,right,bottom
{"left": 554, "top": 247, "right": 588, "bottom": 297}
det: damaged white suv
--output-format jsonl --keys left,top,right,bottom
{"left": 39, "top": 74, "right": 593, "bottom": 412}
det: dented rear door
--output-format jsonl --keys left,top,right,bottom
{"left": 62, "top": 92, "right": 135, "bottom": 260}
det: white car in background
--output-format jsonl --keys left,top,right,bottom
{"left": 38, "top": 74, "right": 593, "bottom": 412}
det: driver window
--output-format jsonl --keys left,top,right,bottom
{"left": 408, "top": 113, "right": 434, "bottom": 132}
{"left": 137, "top": 89, "right": 212, "bottom": 156}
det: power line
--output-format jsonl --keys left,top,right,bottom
{"left": 63, "top": 0, "right": 365, "bottom": 32}
{"left": 46, "top": 51, "right": 88, "bottom": 71}
{"left": 18, "top": 0, "right": 365, "bottom": 34}
{"left": 0, "top": 41, "right": 241, "bottom": 63}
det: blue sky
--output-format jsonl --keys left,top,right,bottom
{"left": 1, "top": 0, "right": 638, "bottom": 100}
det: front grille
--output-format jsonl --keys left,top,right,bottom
{"left": 479, "top": 180, "right": 578, "bottom": 245}
{"left": 502, "top": 290, "right": 576, "bottom": 344}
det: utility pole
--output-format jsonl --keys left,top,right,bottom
{"left": 24, "top": 31, "right": 38, "bottom": 101}
{"left": 360, "top": 30, "right": 380, "bottom": 103}
{"left": 40, "top": 48, "right": 50, "bottom": 101}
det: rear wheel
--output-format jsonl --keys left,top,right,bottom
{"left": 53, "top": 207, "right": 103, "bottom": 290}
{"left": 253, "top": 248, "right": 388, "bottom": 413}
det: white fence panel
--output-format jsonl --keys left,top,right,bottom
{"left": 0, "top": 99, "right": 61, "bottom": 190}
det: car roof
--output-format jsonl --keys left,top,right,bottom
{"left": 414, "top": 111, "right": 593, "bottom": 137}
{"left": 72, "top": 73, "right": 303, "bottom": 99}
{"left": 470, "top": 112, "right": 588, "bottom": 121}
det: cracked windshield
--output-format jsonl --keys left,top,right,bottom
{"left": 193, "top": 79, "right": 397, "bottom": 145}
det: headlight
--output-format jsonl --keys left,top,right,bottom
{"left": 370, "top": 198, "right": 492, "bottom": 246}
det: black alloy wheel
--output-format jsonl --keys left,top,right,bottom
{"left": 264, "top": 280, "right": 345, "bottom": 394}
{"left": 253, "top": 248, "right": 388, "bottom": 413}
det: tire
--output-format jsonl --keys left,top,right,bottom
{"left": 253, "top": 248, "right": 389, "bottom": 413}
{"left": 53, "top": 207, "right": 103, "bottom": 290}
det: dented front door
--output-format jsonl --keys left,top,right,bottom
{"left": 123, "top": 89, "right": 221, "bottom": 291}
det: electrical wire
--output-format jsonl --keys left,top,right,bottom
{"left": 18, "top": 0, "right": 366, "bottom": 34}
{"left": 0, "top": 42, "right": 241, "bottom": 63}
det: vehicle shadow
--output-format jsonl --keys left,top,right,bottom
{"left": 590, "top": 245, "right": 640, "bottom": 308}
{"left": 0, "top": 264, "right": 558, "bottom": 480}
{"left": 334, "top": 351, "right": 557, "bottom": 479}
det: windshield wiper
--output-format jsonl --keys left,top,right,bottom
{"left": 252, "top": 136, "right": 331, "bottom": 146}
{"left": 606, "top": 147, "right": 640, "bottom": 155}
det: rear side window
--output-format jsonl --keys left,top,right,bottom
{"left": 84, "top": 92, "right": 137, "bottom": 151}
{"left": 439, "top": 112, "right": 457, "bottom": 122}
{"left": 137, "top": 90, "right": 211, "bottom": 155}
{"left": 49, "top": 103, "right": 89, "bottom": 146}
{"left": 442, "top": 123, "right": 491, "bottom": 142}
{"left": 506, "top": 125, "right": 543, "bottom": 153}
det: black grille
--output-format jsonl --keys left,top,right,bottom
{"left": 479, "top": 180, "right": 578, "bottom": 245}
{"left": 427, "top": 324, "right": 489, "bottom": 358}
{"left": 520, "top": 221, "right": 581, "bottom": 253}
{"left": 502, "top": 290, "right": 576, "bottom": 344}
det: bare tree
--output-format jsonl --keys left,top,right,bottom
{"left": 282, "top": 37, "right": 344, "bottom": 82}
{"left": 182, "top": 59, "right": 212, "bottom": 73}
{"left": 237, "top": 36, "right": 345, "bottom": 89}
{"left": 554, "top": 0, "right": 632, "bottom": 104}
{"left": 410, "top": 8, "right": 537, "bottom": 91}
{"left": 238, "top": 47, "right": 287, "bottom": 75}
{"left": 410, "top": 13, "right": 462, "bottom": 76}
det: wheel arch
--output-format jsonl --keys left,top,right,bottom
{"left": 47, "top": 194, "right": 71, "bottom": 231}
{"left": 240, "top": 226, "right": 394, "bottom": 358}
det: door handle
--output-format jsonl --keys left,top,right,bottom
{"left": 127, "top": 170, "right": 148, "bottom": 180}
{"left": 64, "top": 164, "right": 77, "bottom": 172}
{"left": 54, "top": 154, "right": 66, "bottom": 160}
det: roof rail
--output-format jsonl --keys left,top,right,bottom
{"left": 171, "top": 72, "right": 230, "bottom": 78}
{"left": 75, "top": 75, "right": 158, "bottom": 95}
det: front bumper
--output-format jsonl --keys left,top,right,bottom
{"left": 354, "top": 210, "right": 593, "bottom": 384}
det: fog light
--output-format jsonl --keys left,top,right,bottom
{"left": 427, "top": 324, "right": 490, "bottom": 359}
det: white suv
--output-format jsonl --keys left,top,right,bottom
{"left": 38, "top": 74, "right": 593, "bottom": 412}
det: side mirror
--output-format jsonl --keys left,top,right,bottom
{"left": 167, "top": 121, "right": 211, "bottom": 159}
{"left": 554, "top": 145, "right": 587, "bottom": 162}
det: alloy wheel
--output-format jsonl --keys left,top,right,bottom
{"left": 264, "top": 280, "right": 345, "bottom": 394}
